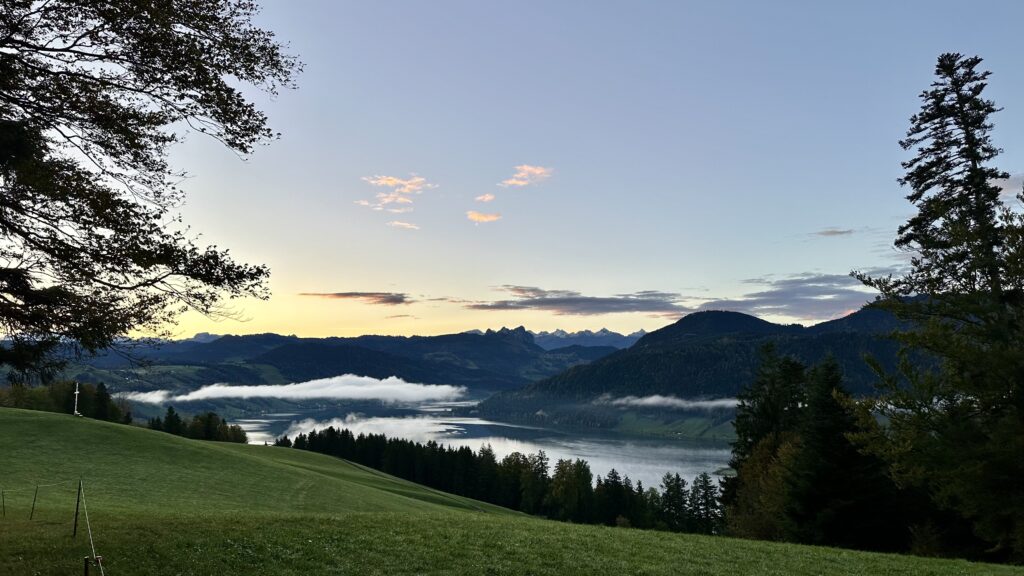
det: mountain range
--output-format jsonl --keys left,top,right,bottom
{"left": 66, "top": 305, "right": 911, "bottom": 438}
{"left": 472, "top": 305, "right": 910, "bottom": 430}
{"left": 67, "top": 326, "right": 620, "bottom": 393}
{"left": 529, "top": 329, "right": 646, "bottom": 350}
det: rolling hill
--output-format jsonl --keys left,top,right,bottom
{"left": 1, "top": 408, "right": 1018, "bottom": 576}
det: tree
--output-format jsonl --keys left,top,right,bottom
{"left": 856, "top": 53, "right": 1024, "bottom": 559}
{"left": 547, "top": 458, "right": 593, "bottom": 523}
{"left": 519, "top": 451, "right": 550, "bottom": 515}
{"left": 0, "top": 0, "right": 299, "bottom": 378}
{"left": 659, "top": 472, "right": 689, "bottom": 532}
{"left": 162, "top": 406, "right": 183, "bottom": 436}
{"left": 688, "top": 472, "right": 721, "bottom": 535}
{"left": 782, "top": 358, "right": 905, "bottom": 551}
{"left": 93, "top": 382, "right": 111, "bottom": 421}
{"left": 722, "top": 344, "right": 805, "bottom": 509}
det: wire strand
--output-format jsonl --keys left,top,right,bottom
{"left": 80, "top": 482, "right": 106, "bottom": 576}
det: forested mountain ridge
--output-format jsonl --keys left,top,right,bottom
{"left": 62, "top": 326, "right": 618, "bottom": 393}
{"left": 474, "top": 305, "right": 909, "bottom": 427}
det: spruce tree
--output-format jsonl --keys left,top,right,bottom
{"left": 856, "top": 53, "right": 1024, "bottom": 558}
{"left": 722, "top": 344, "right": 806, "bottom": 508}
{"left": 782, "top": 358, "right": 905, "bottom": 550}
{"left": 659, "top": 472, "right": 689, "bottom": 531}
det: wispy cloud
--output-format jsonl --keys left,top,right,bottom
{"left": 299, "top": 292, "right": 414, "bottom": 305}
{"left": 465, "top": 285, "right": 691, "bottom": 316}
{"left": 362, "top": 175, "right": 433, "bottom": 195}
{"left": 355, "top": 174, "right": 436, "bottom": 215}
{"left": 812, "top": 227, "right": 854, "bottom": 237}
{"left": 500, "top": 165, "right": 552, "bottom": 187}
{"left": 467, "top": 211, "right": 502, "bottom": 224}
{"left": 696, "top": 273, "right": 878, "bottom": 322}
{"left": 387, "top": 220, "right": 420, "bottom": 230}
{"left": 125, "top": 375, "right": 466, "bottom": 405}
{"left": 595, "top": 394, "right": 738, "bottom": 411}
{"left": 475, "top": 193, "right": 496, "bottom": 202}
{"left": 385, "top": 314, "right": 417, "bottom": 319}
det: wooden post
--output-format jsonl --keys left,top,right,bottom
{"left": 1, "top": 489, "right": 5, "bottom": 518}
{"left": 29, "top": 485, "right": 38, "bottom": 520}
{"left": 83, "top": 556, "right": 90, "bottom": 576}
{"left": 72, "top": 480, "right": 82, "bottom": 537}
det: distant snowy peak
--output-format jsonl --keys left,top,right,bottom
{"left": 530, "top": 328, "right": 646, "bottom": 350}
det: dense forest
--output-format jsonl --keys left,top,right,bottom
{"left": 0, "top": 383, "right": 246, "bottom": 443}
{"left": 275, "top": 428, "right": 723, "bottom": 534}
{"left": 147, "top": 406, "right": 248, "bottom": 443}
{"left": 0, "top": 381, "right": 131, "bottom": 423}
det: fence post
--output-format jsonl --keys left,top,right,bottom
{"left": 29, "top": 485, "right": 38, "bottom": 520}
{"left": 83, "top": 556, "right": 90, "bottom": 576}
{"left": 1, "top": 489, "right": 4, "bottom": 518}
{"left": 72, "top": 479, "right": 82, "bottom": 537}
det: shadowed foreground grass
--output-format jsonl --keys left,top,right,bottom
{"left": 1, "top": 408, "right": 1021, "bottom": 576}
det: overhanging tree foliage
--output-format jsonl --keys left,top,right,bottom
{"left": 0, "top": 0, "right": 299, "bottom": 378}
{"left": 856, "top": 53, "right": 1024, "bottom": 559}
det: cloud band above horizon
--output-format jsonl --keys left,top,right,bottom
{"left": 124, "top": 375, "right": 466, "bottom": 404}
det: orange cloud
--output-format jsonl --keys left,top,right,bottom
{"left": 361, "top": 175, "right": 432, "bottom": 194}
{"left": 356, "top": 174, "right": 436, "bottom": 212}
{"left": 387, "top": 220, "right": 420, "bottom": 230}
{"left": 467, "top": 211, "right": 501, "bottom": 223}
{"left": 500, "top": 164, "right": 552, "bottom": 187}
{"left": 475, "top": 193, "right": 496, "bottom": 202}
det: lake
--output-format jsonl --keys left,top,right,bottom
{"left": 234, "top": 401, "right": 732, "bottom": 488}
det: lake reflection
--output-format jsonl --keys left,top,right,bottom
{"left": 269, "top": 411, "right": 731, "bottom": 488}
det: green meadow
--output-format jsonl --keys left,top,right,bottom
{"left": 1, "top": 408, "right": 1019, "bottom": 576}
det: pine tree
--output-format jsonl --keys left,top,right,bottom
{"left": 856, "top": 53, "right": 1024, "bottom": 558}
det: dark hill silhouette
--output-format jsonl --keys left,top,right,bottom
{"left": 251, "top": 342, "right": 524, "bottom": 389}
{"left": 474, "top": 304, "right": 913, "bottom": 425}
{"left": 67, "top": 326, "right": 617, "bottom": 392}
{"left": 635, "top": 310, "right": 801, "bottom": 347}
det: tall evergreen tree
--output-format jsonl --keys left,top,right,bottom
{"left": 162, "top": 406, "right": 184, "bottom": 436}
{"left": 659, "top": 472, "right": 690, "bottom": 532}
{"left": 856, "top": 53, "right": 1024, "bottom": 558}
{"left": 688, "top": 472, "right": 722, "bottom": 535}
{"left": 782, "top": 358, "right": 905, "bottom": 550}
{"left": 93, "top": 382, "right": 111, "bottom": 421}
{"left": 722, "top": 344, "right": 806, "bottom": 509}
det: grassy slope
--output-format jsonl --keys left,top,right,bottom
{"left": 1, "top": 408, "right": 1020, "bottom": 576}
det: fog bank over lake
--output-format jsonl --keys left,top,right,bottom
{"left": 247, "top": 408, "right": 731, "bottom": 488}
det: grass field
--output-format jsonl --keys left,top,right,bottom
{"left": 1, "top": 407, "right": 1021, "bottom": 576}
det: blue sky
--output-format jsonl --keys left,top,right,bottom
{"left": 167, "top": 0, "right": 1024, "bottom": 337}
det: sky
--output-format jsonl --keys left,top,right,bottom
{"left": 166, "top": 0, "right": 1024, "bottom": 339}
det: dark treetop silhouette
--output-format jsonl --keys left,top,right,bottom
{"left": 0, "top": 0, "right": 299, "bottom": 379}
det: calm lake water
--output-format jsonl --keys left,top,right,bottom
{"left": 234, "top": 402, "right": 731, "bottom": 488}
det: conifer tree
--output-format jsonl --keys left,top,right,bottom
{"left": 659, "top": 472, "right": 690, "bottom": 532}
{"left": 93, "top": 382, "right": 111, "bottom": 421}
{"left": 722, "top": 344, "right": 805, "bottom": 508}
{"left": 856, "top": 53, "right": 1024, "bottom": 558}
{"left": 782, "top": 357, "right": 904, "bottom": 550}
